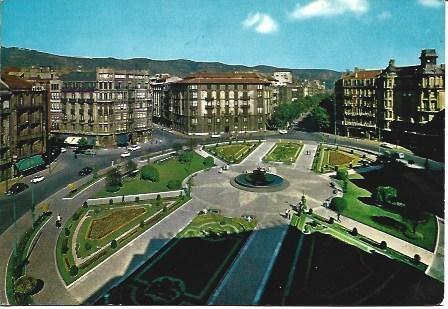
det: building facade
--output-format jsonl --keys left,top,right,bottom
{"left": 1, "top": 75, "right": 48, "bottom": 176}
{"left": 57, "top": 68, "right": 153, "bottom": 147}
{"left": 335, "top": 49, "right": 445, "bottom": 139}
{"left": 160, "top": 72, "right": 272, "bottom": 135}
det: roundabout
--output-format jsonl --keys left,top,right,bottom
{"left": 231, "top": 167, "right": 289, "bottom": 192}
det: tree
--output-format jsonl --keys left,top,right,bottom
{"left": 310, "top": 106, "right": 330, "bottom": 130}
{"left": 374, "top": 186, "right": 398, "bottom": 206}
{"left": 330, "top": 197, "right": 347, "bottom": 221}
{"left": 178, "top": 150, "right": 193, "bottom": 163}
{"left": 106, "top": 168, "right": 122, "bottom": 192}
{"left": 78, "top": 137, "right": 89, "bottom": 147}
{"left": 141, "top": 165, "right": 160, "bottom": 182}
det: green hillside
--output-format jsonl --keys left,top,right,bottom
{"left": 1, "top": 47, "right": 342, "bottom": 86}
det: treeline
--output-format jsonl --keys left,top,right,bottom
{"left": 269, "top": 93, "right": 333, "bottom": 130}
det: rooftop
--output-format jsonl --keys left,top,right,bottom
{"left": 2, "top": 74, "right": 33, "bottom": 90}
{"left": 342, "top": 70, "right": 381, "bottom": 79}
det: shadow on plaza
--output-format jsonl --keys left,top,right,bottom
{"left": 80, "top": 223, "right": 443, "bottom": 306}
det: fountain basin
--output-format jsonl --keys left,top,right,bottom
{"left": 230, "top": 167, "right": 289, "bottom": 192}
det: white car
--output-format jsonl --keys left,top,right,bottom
{"left": 128, "top": 144, "right": 141, "bottom": 151}
{"left": 30, "top": 175, "right": 45, "bottom": 183}
{"left": 278, "top": 129, "right": 288, "bottom": 134}
{"left": 60, "top": 147, "right": 67, "bottom": 153}
{"left": 120, "top": 151, "right": 131, "bottom": 158}
{"left": 380, "top": 142, "right": 393, "bottom": 149}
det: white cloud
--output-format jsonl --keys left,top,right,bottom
{"left": 377, "top": 11, "right": 392, "bottom": 20}
{"left": 242, "top": 12, "right": 278, "bottom": 34}
{"left": 417, "top": 0, "right": 443, "bottom": 8}
{"left": 290, "top": 0, "right": 369, "bottom": 20}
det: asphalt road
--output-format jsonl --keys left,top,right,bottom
{"left": 0, "top": 127, "right": 443, "bottom": 234}
{"left": 0, "top": 129, "right": 188, "bottom": 234}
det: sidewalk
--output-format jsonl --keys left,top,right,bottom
{"left": 293, "top": 144, "right": 317, "bottom": 172}
{"left": 313, "top": 206, "right": 434, "bottom": 265}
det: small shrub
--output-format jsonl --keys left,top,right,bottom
{"left": 308, "top": 208, "right": 313, "bottom": 214}
{"left": 141, "top": 164, "right": 160, "bottom": 182}
{"left": 139, "top": 220, "right": 145, "bottom": 229}
{"left": 111, "top": 239, "right": 117, "bottom": 249}
{"left": 135, "top": 196, "right": 140, "bottom": 203}
{"left": 351, "top": 227, "right": 358, "bottom": 236}
{"left": 109, "top": 199, "right": 113, "bottom": 205}
{"left": 336, "top": 168, "right": 348, "bottom": 180}
{"left": 69, "top": 265, "right": 79, "bottom": 277}
{"left": 408, "top": 159, "right": 415, "bottom": 165}
{"left": 83, "top": 201, "right": 88, "bottom": 208}
{"left": 167, "top": 179, "right": 182, "bottom": 190}
{"left": 64, "top": 227, "right": 70, "bottom": 237}
{"left": 414, "top": 254, "right": 421, "bottom": 263}
{"left": 350, "top": 149, "right": 354, "bottom": 154}
{"left": 204, "top": 156, "right": 214, "bottom": 167}
{"left": 380, "top": 240, "right": 387, "bottom": 250}
{"left": 61, "top": 237, "right": 69, "bottom": 254}
{"left": 328, "top": 217, "right": 334, "bottom": 224}
{"left": 14, "top": 275, "right": 38, "bottom": 295}
{"left": 362, "top": 154, "right": 366, "bottom": 158}
{"left": 163, "top": 206, "right": 168, "bottom": 212}
{"left": 72, "top": 211, "right": 80, "bottom": 221}
{"left": 84, "top": 242, "right": 92, "bottom": 251}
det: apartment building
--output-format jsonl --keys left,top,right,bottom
{"left": 161, "top": 72, "right": 272, "bottom": 135}
{"left": 1, "top": 75, "right": 48, "bottom": 176}
{"left": 335, "top": 49, "right": 445, "bottom": 139}
{"left": 57, "top": 68, "right": 153, "bottom": 147}
{"left": 0, "top": 80, "right": 12, "bottom": 180}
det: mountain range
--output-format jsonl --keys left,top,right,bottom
{"left": 1, "top": 47, "right": 342, "bottom": 86}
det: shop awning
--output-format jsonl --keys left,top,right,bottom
{"left": 15, "top": 155, "right": 45, "bottom": 172}
{"left": 116, "top": 133, "right": 129, "bottom": 146}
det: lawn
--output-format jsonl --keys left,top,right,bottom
{"left": 206, "top": 141, "right": 260, "bottom": 164}
{"left": 94, "top": 152, "right": 206, "bottom": 198}
{"left": 96, "top": 214, "right": 257, "bottom": 305}
{"left": 264, "top": 142, "right": 303, "bottom": 164}
{"left": 335, "top": 173, "right": 437, "bottom": 251}
{"left": 56, "top": 196, "right": 189, "bottom": 284}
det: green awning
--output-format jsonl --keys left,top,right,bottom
{"left": 15, "top": 155, "right": 45, "bottom": 172}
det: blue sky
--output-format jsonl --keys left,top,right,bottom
{"left": 2, "top": 0, "right": 445, "bottom": 71}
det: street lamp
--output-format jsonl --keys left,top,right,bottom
{"left": 333, "top": 96, "right": 337, "bottom": 146}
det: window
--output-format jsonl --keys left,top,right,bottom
{"left": 257, "top": 107, "right": 263, "bottom": 114}
{"left": 191, "top": 118, "right": 198, "bottom": 125}
{"left": 257, "top": 84, "right": 263, "bottom": 90}
{"left": 207, "top": 118, "right": 212, "bottom": 124}
{"left": 216, "top": 118, "right": 220, "bottom": 123}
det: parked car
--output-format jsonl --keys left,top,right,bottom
{"left": 30, "top": 175, "right": 45, "bottom": 183}
{"left": 127, "top": 144, "right": 141, "bottom": 151}
{"left": 78, "top": 167, "right": 93, "bottom": 176}
{"left": 84, "top": 149, "right": 96, "bottom": 155}
{"left": 60, "top": 147, "right": 67, "bottom": 153}
{"left": 380, "top": 142, "right": 393, "bottom": 149}
{"left": 392, "top": 152, "right": 405, "bottom": 159}
{"left": 121, "top": 151, "right": 131, "bottom": 158}
{"left": 278, "top": 129, "right": 288, "bottom": 134}
{"left": 7, "top": 183, "right": 29, "bottom": 195}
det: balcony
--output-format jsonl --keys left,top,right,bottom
{"left": 190, "top": 105, "right": 198, "bottom": 110}
{"left": 87, "top": 99, "right": 94, "bottom": 104}
{"left": 205, "top": 104, "right": 214, "bottom": 109}
{"left": 204, "top": 97, "right": 215, "bottom": 102}
{"left": 88, "top": 119, "right": 94, "bottom": 124}
{"left": 240, "top": 103, "right": 250, "bottom": 109}
{"left": 79, "top": 119, "right": 86, "bottom": 123}
{"left": 69, "top": 99, "right": 76, "bottom": 104}
{"left": 240, "top": 95, "right": 250, "bottom": 101}
{"left": 78, "top": 99, "right": 86, "bottom": 104}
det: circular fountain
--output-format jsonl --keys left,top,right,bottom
{"left": 231, "top": 167, "right": 289, "bottom": 192}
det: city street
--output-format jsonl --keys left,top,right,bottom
{"left": 0, "top": 129, "right": 188, "bottom": 234}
